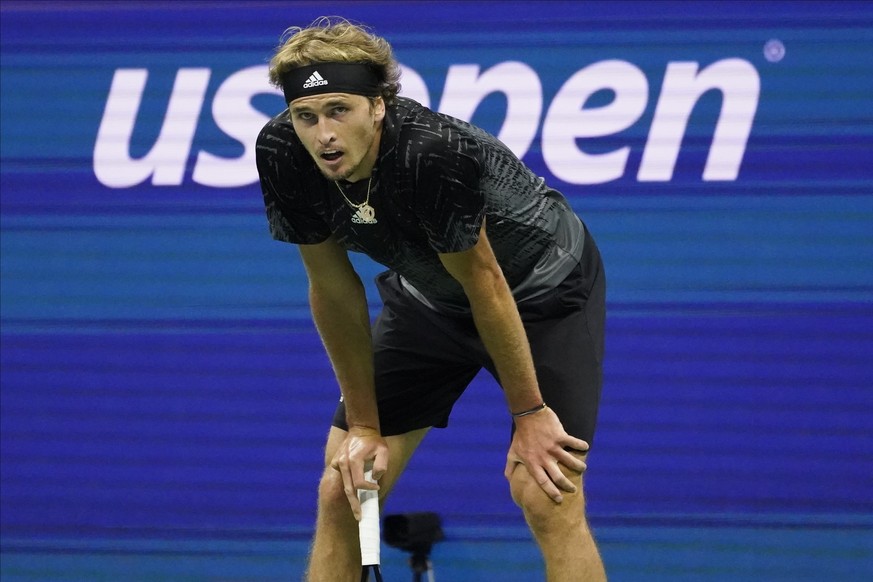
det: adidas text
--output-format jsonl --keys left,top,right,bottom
{"left": 303, "top": 71, "right": 328, "bottom": 88}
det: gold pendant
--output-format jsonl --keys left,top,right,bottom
{"left": 352, "top": 203, "right": 377, "bottom": 224}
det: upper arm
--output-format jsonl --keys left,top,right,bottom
{"left": 298, "top": 235, "right": 362, "bottom": 295}
{"left": 438, "top": 222, "right": 505, "bottom": 296}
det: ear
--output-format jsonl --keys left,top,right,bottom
{"left": 372, "top": 96, "right": 386, "bottom": 122}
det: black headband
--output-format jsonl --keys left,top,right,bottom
{"left": 281, "top": 62, "right": 382, "bottom": 104}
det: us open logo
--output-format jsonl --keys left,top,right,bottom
{"left": 94, "top": 58, "right": 762, "bottom": 188}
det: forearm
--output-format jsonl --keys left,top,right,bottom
{"left": 309, "top": 279, "right": 380, "bottom": 431}
{"left": 466, "top": 271, "right": 543, "bottom": 414}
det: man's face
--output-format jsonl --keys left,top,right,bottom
{"left": 289, "top": 93, "right": 385, "bottom": 183}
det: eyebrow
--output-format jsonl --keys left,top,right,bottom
{"left": 291, "top": 98, "right": 351, "bottom": 114}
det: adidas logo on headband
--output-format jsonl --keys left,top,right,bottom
{"left": 281, "top": 63, "right": 380, "bottom": 103}
{"left": 303, "top": 71, "right": 328, "bottom": 89}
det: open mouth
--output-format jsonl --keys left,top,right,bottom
{"left": 320, "top": 150, "right": 343, "bottom": 162}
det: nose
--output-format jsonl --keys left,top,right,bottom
{"left": 316, "top": 117, "right": 335, "bottom": 146}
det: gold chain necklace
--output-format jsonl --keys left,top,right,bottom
{"left": 335, "top": 177, "right": 377, "bottom": 224}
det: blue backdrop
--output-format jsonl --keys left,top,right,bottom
{"left": 2, "top": 1, "right": 872, "bottom": 580}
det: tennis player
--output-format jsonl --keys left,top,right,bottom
{"left": 256, "top": 17, "right": 607, "bottom": 581}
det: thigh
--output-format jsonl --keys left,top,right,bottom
{"left": 526, "top": 305, "right": 602, "bottom": 446}
{"left": 332, "top": 271, "right": 483, "bottom": 436}
{"left": 518, "top": 234, "right": 606, "bottom": 446}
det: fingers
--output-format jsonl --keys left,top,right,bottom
{"left": 505, "top": 455, "right": 577, "bottom": 503}
{"left": 503, "top": 456, "right": 516, "bottom": 481}
{"left": 566, "top": 437, "right": 590, "bottom": 455}
{"left": 533, "top": 464, "right": 567, "bottom": 503}
{"left": 505, "top": 440, "right": 589, "bottom": 503}
{"left": 547, "top": 461, "right": 577, "bottom": 495}
{"left": 329, "top": 435, "right": 387, "bottom": 521}
{"left": 336, "top": 460, "right": 363, "bottom": 521}
{"left": 557, "top": 447, "right": 588, "bottom": 474}
{"left": 371, "top": 448, "right": 389, "bottom": 482}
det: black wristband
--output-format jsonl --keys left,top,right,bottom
{"left": 511, "top": 402, "right": 547, "bottom": 418}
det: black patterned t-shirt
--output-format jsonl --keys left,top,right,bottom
{"left": 256, "top": 97, "right": 585, "bottom": 314}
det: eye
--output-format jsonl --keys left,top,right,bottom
{"left": 294, "top": 111, "right": 315, "bottom": 122}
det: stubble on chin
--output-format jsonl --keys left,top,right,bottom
{"left": 318, "top": 164, "right": 355, "bottom": 183}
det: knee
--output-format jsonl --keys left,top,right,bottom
{"left": 317, "top": 468, "right": 354, "bottom": 517}
{"left": 508, "top": 464, "right": 586, "bottom": 534}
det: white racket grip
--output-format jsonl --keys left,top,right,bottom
{"left": 357, "top": 469, "right": 381, "bottom": 566}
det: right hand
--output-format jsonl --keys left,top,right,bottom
{"left": 329, "top": 426, "right": 389, "bottom": 520}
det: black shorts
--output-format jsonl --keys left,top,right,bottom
{"left": 332, "top": 227, "right": 606, "bottom": 445}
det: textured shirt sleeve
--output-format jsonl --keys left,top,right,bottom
{"left": 406, "top": 122, "right": 486, "bottom": 254}
{"left": 256, "top": 117, "right": 331, "bottom": 245}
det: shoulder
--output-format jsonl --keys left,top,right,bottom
{"left": 256, "top": 109, "right": 317, "bottom": 178}
{"left": 255, "top": 109, "right": 324, "bottom": 200}
{"left": 256, "top": 109, "right": 305, "bottom": 161}
{"left": 395, "top": 98, "right": 470, "bottom": 145}
{"left": 392, "top": 98, "right": 483, "bottom": 174}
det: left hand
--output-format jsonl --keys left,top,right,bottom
{"left": 503, "top": 406, "right": 589, "bottom": 503}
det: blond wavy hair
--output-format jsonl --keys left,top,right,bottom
{"left": 268, "top": 16, "right": 402, "bottom": 105}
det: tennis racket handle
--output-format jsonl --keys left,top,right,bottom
{"left": 358, "top": 469, "right": 381, "bottom": 566}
